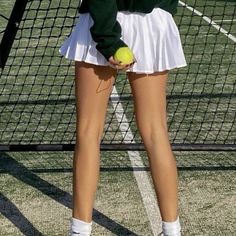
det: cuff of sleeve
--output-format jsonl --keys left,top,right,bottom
{"left": 98, "top": 40, "right": 128, "bottom": 61}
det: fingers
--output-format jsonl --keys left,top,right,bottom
{"left": 109, "top": 56, "right": 120, "bottom": 65}
{"left": 108, "top": 56, "right": 137, "bottom": 71}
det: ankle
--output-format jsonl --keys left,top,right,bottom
{"left": 162, "top": 216, "right": 181, "bottom": 236}
{"left": 70, "top": 217, "right": 93, "bottom": 236}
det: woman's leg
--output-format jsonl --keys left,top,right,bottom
{"left": 127, "top": 71, "right": 179, "bottom": 222}
{"left": 73, "top": 61, "right": 117, "bottom": 222}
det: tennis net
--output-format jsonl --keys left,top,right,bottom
{"left": 0, "top": 0, "right": 235, "bottom": 151}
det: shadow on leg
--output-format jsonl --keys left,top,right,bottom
{"left": 73, "top": 61, "right": 117, "bottom": 222}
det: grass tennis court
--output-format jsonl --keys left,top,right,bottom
{"left": 0, "top": 151, "right": 235, "bottom": 235}
{"left": 0, "top": 0, "right": 235, "bottom": 235}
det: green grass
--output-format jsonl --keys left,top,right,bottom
{"left": 0, "top": 0, "right": 236, "bottom": 235}
{"left": 0, "top": 151, "right": 235, "bottom": 235}
{"left": 0, "top": 0, "right": 235, "bottom": 146}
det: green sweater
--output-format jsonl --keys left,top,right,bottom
{"left": 78, "top": 0, "right": 178, "bottom": 61}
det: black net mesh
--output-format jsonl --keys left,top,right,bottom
{"left": 0, "top": 0, "right": 235, "bottom": 151}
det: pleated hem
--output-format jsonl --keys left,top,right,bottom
{"left": 59, "top": 8, "right": 187, "bottom": 73}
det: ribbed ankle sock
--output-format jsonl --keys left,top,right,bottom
{"left": 162, "top": 216, "right": 181, "bottom": 236}
{"left": 70, "top": 217, "right": 93, "bottom": 236}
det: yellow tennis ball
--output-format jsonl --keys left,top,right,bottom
{"left": 114, "top": 47, "right": 134, "bottom": 65}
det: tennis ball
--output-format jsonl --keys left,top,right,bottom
{"left": 114, "top": 47, "right": 134, "bottom": 65}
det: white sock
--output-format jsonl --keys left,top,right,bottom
{"left": 162, "top": 216, "right": 181, "bottom": 236}
{"left": 70, "top": 217, "right": 93, "bottom": 236}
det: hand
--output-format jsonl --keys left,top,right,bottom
{"left": 108, "top": 56, "right": 136, "bottom": 71}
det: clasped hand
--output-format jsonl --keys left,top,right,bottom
{"left": 108, "top": 56, "right": 136, "bottom": 71}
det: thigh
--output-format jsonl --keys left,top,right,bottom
{"left": 75, "top": 61, "right": 117, "bottom": 139}
{"left": 127, "top": 71, "right": 169, "bottom": 132}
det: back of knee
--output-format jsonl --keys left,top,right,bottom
{"left": 76, "top": 125, "right": 103, "bottom": 146}
{"left": 139, "top": 123, "right": 169, "bottom": 145}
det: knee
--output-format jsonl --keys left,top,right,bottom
{"left": 76, "top": 123, "right": 104, "bottom": 146}
{"left": 138, "top": 122, "right": 169, "bottom": 147}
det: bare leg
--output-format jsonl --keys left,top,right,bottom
{"left": 127, "top": 71, "right": 179, "bottom": 222}
{"left": 73, "top": 61, "right": 117, "bottom": 222}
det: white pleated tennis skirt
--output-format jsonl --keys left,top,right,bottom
{"left": 59, "top": 7, "right": 187, "bottom": 74}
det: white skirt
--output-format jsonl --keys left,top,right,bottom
{"left": 59, "top": 8, "right": 187, "bottom": 74}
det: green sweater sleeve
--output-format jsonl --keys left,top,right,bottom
{"left": 87, "top": 0, "right": 128, "bottom": 61}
